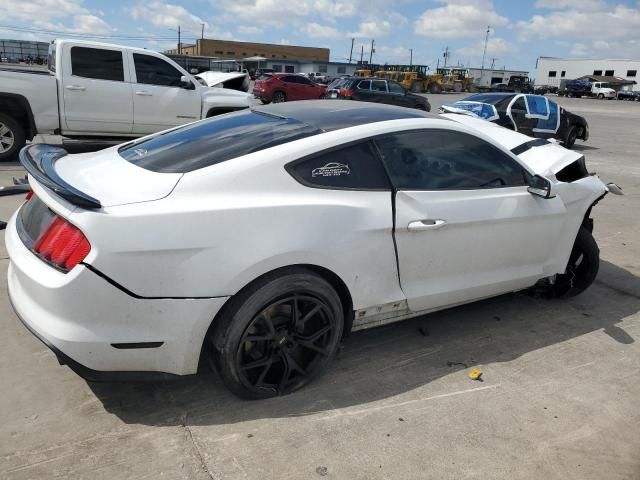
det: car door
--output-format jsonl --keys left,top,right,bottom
{"left": 281, "top": 76, "right": 301, "bottom": 100}
{"left": 506, "top": 94, "right": 537, "bottom": 136}
{"left": 374, "top": 128, "right": 568, "bottom": 313}
{"left": 61, "top": 45, "right": 133, "bottom": 133}
{"left": 296, "top": 75, "right": 320, "bottom": 99}
{"left": 351, "top": 80, "right": 372, "bottom": 101}
{"left": 130, "top": 52, "right": 201, "bottom": 134}
{"left": 387, "top": 81, "right": 411, "bottom": 107}
{"left": 370, "top": 80, "right": 390, "bottom": 104}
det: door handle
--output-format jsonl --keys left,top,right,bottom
{"left": 65, "top": 85, "right": 85, "bottom": 91}
{"left": 135, "top": 90, "right": 153, "bottom": 96}
{"left": 407, "top": 219, "right": 447, "bottom": 231}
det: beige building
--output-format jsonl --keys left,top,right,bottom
{"left": 166, "top": 39, "right": 329, "bottom": 63}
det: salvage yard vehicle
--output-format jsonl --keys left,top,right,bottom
{"left": 617, "top": 90, "right": 640, "bottom": 101}
{"left": 8, "top": 101, "right": 617, "bottom": 399}
{"left": 0, "top": 39, "right": 254, "bottom": 161}
{"left": 253, "top": 73, "right": 327, "bottom": 103}
{"left": 194, "top": 71, "right": 250, "bottom": 92}
{"left": 558, "top": 79, "right": 616, "bottom": 99}
{"left": 327, "top": 77, "right": 431, "bottom": 111}
{"left": 441, "top": 93, "right": 589, "bottom": 148}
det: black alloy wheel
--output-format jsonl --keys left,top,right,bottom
{"left": 236, "top": 294, "right": 335, "bottom": 395}
{"left": 210, "top": 269, "right": 343, "bottom": 399}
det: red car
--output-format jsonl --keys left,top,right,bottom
{"left": 253, "top": 73, "right": 327, "bottom": 103}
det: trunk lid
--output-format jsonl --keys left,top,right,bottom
{"left": 21, "top": 144, "right": 182, "bottom": 208}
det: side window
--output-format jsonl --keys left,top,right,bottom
{"left": 375, "top": 130, "right": 528, "bottom": 190}
{"left": 297, "top": 76, "right": 312, "bottom": 85}
{"left": 388, "top": 82, "right": 405, "bottom": 94}
{"left": 133, "top": 54, "right": 183, "bottom": 87}
{"left": 371, "top": 80, "right": 387, "bottom": 92}
{"left": 70, "top": 47, "right": 124, "bottom": 81}
{"left": 286, "top": 141, "right": 390, "bottom": 190}
{"left": 525, "top": 95, "right": 549, "bottom": 118}
{"left": 535, "top": 100, "right": 560, "bottom": 132}
{"left": 511, "top": 96, "right": 527, "bottom": 112}
{"left": 356, "top": 80, "right": 371, "bottom": 91}
{"left": 282, "top": 75, "right": 297, "bottom": 83}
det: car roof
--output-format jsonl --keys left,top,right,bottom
{"left": 252, "top": 100, "right": 436, "bottom": 132}
{"left": 463, "top": 92, "right": 516, "bottom": 106}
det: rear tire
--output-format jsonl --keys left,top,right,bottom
{"left": 548, "top": 226, "right": 599, "bottom": 297}
{"left": 429, "top": 83, "right": 442, "bottom": 94}
{"left": 272, "top": 91, "right": 286, "bottom": 103}
{"left": 209, "top": 268, "right": 344, "bottom": 399}
{"left": 0, "top": 113, "right": 26, "bottom": 162}
{"left": 411, "top": 80, "right": 422, "bottom": 93}
{"left": 598, "top": 93, "right": 604, "bottom": 100}
{"left": 453, "top": 82, "right": 463, "bottom": 93}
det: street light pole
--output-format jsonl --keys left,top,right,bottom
{"left": 410, "top": 48, "right": 413, "bottom": 68}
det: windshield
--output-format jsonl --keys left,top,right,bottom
{"left": 119, "top": 110, "right": 322, "bottom": 173}
{"left": 598, "top": 82, "right": 610, "bottom": 88}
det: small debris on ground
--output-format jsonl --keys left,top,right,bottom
{"left": 316, "top": 466, "right": 328, "bottom": 476}
{"left": 247, "top": 433, "right": 254, "bottom": 438}
{"left": 418, "top": 326, "right": 430, "bottom": 336}
{"left": 468, "top": 369, "right": 483, "bottom": 381}
{"left": 398, "top": 417, "right": 404, "bottom": 422}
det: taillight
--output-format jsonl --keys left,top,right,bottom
{"left": 32, "top": 215, "right": 90, "bottom": 271}
{"left": 25, "top": 191, "right": 34, "bottom": 201}
{"left": 340, "top": 88, "right": 353, "bottom": 97}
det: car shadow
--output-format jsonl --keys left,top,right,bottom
{"left": 87, "top": 260, "right": 639, "bottom": 427}
{"left": 572, "top": 144, "right": 600, "bottom": 152}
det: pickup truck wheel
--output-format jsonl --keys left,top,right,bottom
{"left": 549, "top": 226, "right": 599, "bottom": 298}
{"left": 0, "top": 113, "right": 25, "bottom": 162}
{"left": 272, "top": 91, "right": 286, "bottom": 103}
{"left": 598, "top": 93, "right": 604, "bottom": 100}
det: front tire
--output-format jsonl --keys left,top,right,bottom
{"left": 549, "top": 226, "right": 599, "bottom": 297}
{"left": 564, "top": 126, "right": 578, "bottom": 149}
{"left": 0, "top": 113, "right": 26, "bottom": 162}
{"left": 210, "top": 268, "right": 344, "bottom": 399}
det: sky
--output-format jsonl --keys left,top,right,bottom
{"left": 1, "top": 0, "right": 640, "bottom": 73}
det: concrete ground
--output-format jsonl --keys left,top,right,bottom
{"left": 0, "top": 94, "right": 639, "bottom": 479}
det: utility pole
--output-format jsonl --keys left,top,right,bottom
{"left": 481, "top": 25, "right": 490, "bottom": 70}
{"left": 409, "top": 48, "right": 413, "bottom": 68}
{"left": 200, "top": 24, "right": 205, "bottom": 56}
{"left": 443, "top": 46, "right": 449, "bottom": 68}
{"left": 369, "top": 39, "right": 375, "bottom": 64}
{"left": 178, "top": 25, "right": 181, "bottom": 54}
{"left": 490, "top": 57, "right": 496, "bottom": 69}
{"left": 349, "top": 38, "right": 354, "bottom": 63}
{"left": 360, "top": 45, "right": 364, "bottom": 64}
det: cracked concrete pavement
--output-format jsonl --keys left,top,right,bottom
{"left": 0, "top": 94, "right": 639, "bottom": 479}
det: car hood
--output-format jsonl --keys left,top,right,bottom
{"left": 442, "top": 113, "right": 581, "bottom": 175}
{"left": 52, "top": 144, "right": 183, "bottom": 208}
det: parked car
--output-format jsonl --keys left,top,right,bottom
{"left": 8, "top": 101, "right": 617, "bottom": 399}
{"left": 0, "top": 39, "right": 254, "bottom": 161}
{"left": 558, "top": 79, "right": 616, "bottom": 99}
{"left": 327, "top": 76, "right": 431, "bottom": 111}
{"left": 253, "top": 73, "right": 327, "bottom": 103}
{"left": 441, "top": 93, "right": 588, "bottom": 148}
{"left": 306, "top": 72, "right": 328, "bottom": 83}
{"left": 251, "top": 68, "right": 274, "bottom": 80}
{"left": 617, "top": 90, "right": 640, "bottom": 101}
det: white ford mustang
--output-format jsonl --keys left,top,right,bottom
{"left": 7, "top": 101, "right": 616, "bottom": 398}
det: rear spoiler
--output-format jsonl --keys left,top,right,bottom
{"left": 19, "top": 144, "right": 101, "bottom": 209}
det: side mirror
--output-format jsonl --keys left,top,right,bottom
{"left": 180, "top": 75, "right": 195, "bottom": 90}
{"left": 527, "top": 174, "right": 555, "bottom": 199}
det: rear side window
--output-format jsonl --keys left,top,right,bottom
{"left": 375, "top": 129, "right": 527, "bottom": 190}
{"left": 119, "top": 110, "right": 321, "bottom": 173}
{"left": 371, "top": 80, "right": 387, "bottom": 92}
{"left": 356, "top": 80, "right": 371, "bottom": 90}
{"left": 71, "top": 47, "right": 124, "bottom": 81}
{"left": 286, "top": 141, "right": 390, "bottom": 190}
{"left": 133, "top": 53, "right": 183, "bottom": 87}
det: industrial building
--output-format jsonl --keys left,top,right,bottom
{"left": 536, "top": 57, "right": 640, "bottom": 91}
{"left": 166, "top": 39, "right": 329, "bottom": 62}
{"left": 467, "top": 67, "right": 530, "bottom": 87}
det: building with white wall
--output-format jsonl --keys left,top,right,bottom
{"left": 536, "top": 57, "right": 640, "bottom": 91}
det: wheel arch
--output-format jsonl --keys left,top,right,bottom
{"left": 0, "top": 93, "right": 37, "bottom": 140}
{"left": 197, "top": 263, "right": 354, "bottom": 372}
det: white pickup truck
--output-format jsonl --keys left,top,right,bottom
{"left": 0, "top": 39, "right": 254, "bottom": 160}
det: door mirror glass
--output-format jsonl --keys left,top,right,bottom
{"left": 180, "top": 75, "right": 195, "bottom": 90}
{"left": 527, "top": 174, "right": 555, "bottom": 199}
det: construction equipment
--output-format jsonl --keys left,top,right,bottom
{"left": 354, "top": 69, "right": 373, "bottom": 77}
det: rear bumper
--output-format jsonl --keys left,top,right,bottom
{"left": 6, "top": 210, "right": 228, "bottom": 377}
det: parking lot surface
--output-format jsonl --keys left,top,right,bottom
{"left": 1, "top": 94, "right": 639, "bottom": 479}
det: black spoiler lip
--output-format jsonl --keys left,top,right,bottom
{"left": 19, "top": 144, "right": 102, "bottom": 209}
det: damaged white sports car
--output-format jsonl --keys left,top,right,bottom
{"left": 7, "top": 101, "right": 619, "bottom": 398}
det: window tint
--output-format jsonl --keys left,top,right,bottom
{"left": 375, "top": 130, "right": 527, "bottom": 190}
{"left": 356, "top": 80, "right": 371, "bottom": 90}
{"left": 371, "top": 80, "right": 387, "bottom": 92}
{"left": 133, "top": 53, "right": 183, "bottom": 87}
{"left": 282, "top": 75, "right": 297, "bottom": 83}
{"left": 287, "top": 141, "right": 390, "bottom": 190}
{"left": 388, "top": 81, "right": 404, "bottom": 94}
{"left": 525, "top": 95, "right": 549, "bottom": 117}
{"left": 511, "top": 96, "right": 527, "bottom": 111}
{"left": 119, "top": 110, "right": 322, "bottom": 173}
{"left": 297, "top": 76, "right": 312, "bottom": 85}
{"left": 71, "top": 47, "right": 124, "bottom": 81}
